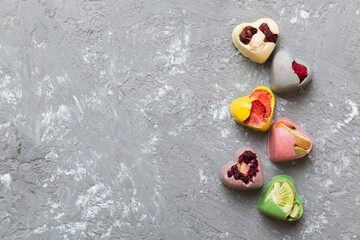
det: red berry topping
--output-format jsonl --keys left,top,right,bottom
{"left": 292, "top": 61, "right": 308, "bottom": 84}
{"left": 227, "top": 151, "right": 259, "bottom": 184}
{"left": 259, "top": 23, "right": 278, "bottom": 43}
{"left": 239, "top": 26, "right": 258, "bottom": 45}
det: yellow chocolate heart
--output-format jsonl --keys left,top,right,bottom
{"left": 230, "top": 86, "right": 275, "bottom": 132}
{"left": 229, "top": 96, "right": 254, "bottom": 122}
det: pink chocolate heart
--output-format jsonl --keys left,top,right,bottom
{"left": 220, "top": 147, "right": 263, "bottom": 190}
{"left": 268, "top": 118, "right": 312, "bottom": 162}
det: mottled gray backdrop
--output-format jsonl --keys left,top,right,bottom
{"left": 0, "top": 0, "right": 359, "bottom": 239}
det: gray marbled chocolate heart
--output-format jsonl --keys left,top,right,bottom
{"left": 270, "top": 49, "right": 312, "bottom": 93}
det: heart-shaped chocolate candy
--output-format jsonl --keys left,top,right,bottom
{"left": 258, "top": 175, "right": 303, "bottom": 221}
{"left": 268, "top": 118, "right": 312, "bottom": 162}
{"left": 230, "top": 86, "right": 275, "bottom": 132}
{"left": 220, "top": 147, "right": 263, "bottom": 190}
{"left": 232, "top": 18, "right": 279, "bottom": 64}
{"left": 270, "top": 49, "right": 312, "bottom": 93}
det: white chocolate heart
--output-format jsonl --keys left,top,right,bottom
{"left": 232, "top": 18, "right": 279, "bottom": 64}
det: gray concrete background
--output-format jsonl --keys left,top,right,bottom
{"left": 0, "top": 0, "right": 359, "bottom": 239}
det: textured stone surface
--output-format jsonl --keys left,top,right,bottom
{"left": 0, "top": 0, "right": 359, "bottom": 239}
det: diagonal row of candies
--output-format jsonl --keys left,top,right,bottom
{"left": 220, "top": 18, "right": 313, "bottom": 221}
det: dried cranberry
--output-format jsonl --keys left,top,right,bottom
{"left": 242, "top": 151, "right": 256, "bottom": 164}
{"left": 247, "top": 168, "right": 256, "bottom": 176}
{"left": 240, "top": 175, "right": 250, "bottom": 184}
{"left": 292, "top": 61, "right": 308, "bottom": 84}
{"left": 259, "top": 23, "right": 278, "bottom": 43}
{"left": 239, "top": 26, "right": 258, "bottom": 45}
{"left": 228, "top": 150, "right": 259, "bottom": 184}
{"left": 243, "top": 157, "right": 252, "bottom": 164}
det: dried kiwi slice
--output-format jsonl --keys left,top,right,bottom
{"left": 265, "top": 181, "right": 295, "bottom": 217}
{"left": 290, "top": 204, "right": 301, "bottom": 219}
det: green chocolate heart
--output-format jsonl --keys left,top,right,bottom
{"left": 257, "top": 175, "right": 303, "bottom": 221}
